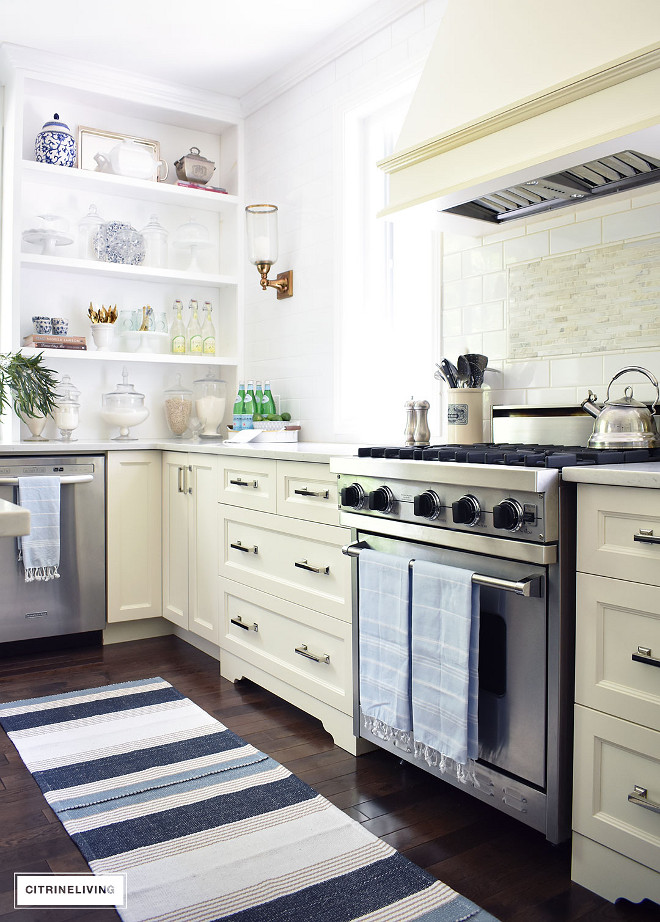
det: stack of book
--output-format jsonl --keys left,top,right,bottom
{"left": 23, "top": 334, "right": 87, "bottom": 351}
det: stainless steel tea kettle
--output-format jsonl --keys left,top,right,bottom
{"left": 581, "top": 365, "right": 660, "bottom": 449}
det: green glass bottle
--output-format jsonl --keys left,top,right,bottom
{"left": 254, "top": 381, "right": 264, "bottom": 415}
{"left": 262, "top": 380, "right": 276, "bottom": 415}
{"left": 243, "top": 380, "right": 256, "bottom": 419}
{"left": 232, "top": 382, "right": 245, "bottom": 429}
{"left": 187, "top": 299, "right": 202, "bottom": 354}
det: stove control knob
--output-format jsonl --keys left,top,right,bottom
{"left": 493, "top": 498, "right": 524, "bottom": 531}
{"left": 452, "top": 494, "right": 481, "bottom": 526}
{"left": 414, "top": 490, "right": 441, "bottom": 519}
{"left": 368, "top": 486, "right": 395, "bottom": 513}
{"left": 340, "top": 483, "right": 366, "bottom": 509}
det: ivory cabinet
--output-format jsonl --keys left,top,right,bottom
{"left": 218, "top": 455, "right": 360, "bottom": 753}
{"left": 572, "top": 483, "right": 660, "bottom": 905}
{"left": 162, "top": 451, "right": 219, "bottom": 645}
{"left": 106, "top": 450, "right": 162, "bottom": 623}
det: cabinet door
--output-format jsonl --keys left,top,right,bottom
{"left": 276, "top": 460, "right": 340, "bottom": 525}
{"left": 106, "top": 451, "right": 162, "bottom": 622}
{"left": 189, "top": 455, "right": 219, "bottom": 643}
{"left": 575, "top": 572, "right": 660, "bottom": 728}
{"left": 573, "top": 705, "right": 660, "bottom": 875}
{"left": 162, "top": 452, "right": 190, "bottom": 628}
{"left": 577, "top": 484, "right": 660, "bottom": 585}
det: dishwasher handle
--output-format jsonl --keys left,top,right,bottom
{"left": 0, "top": 474, "right": 94, "bottom": 485}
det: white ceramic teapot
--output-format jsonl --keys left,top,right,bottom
{"left": 94, "top": 139, "right": 168, "bottom": 181}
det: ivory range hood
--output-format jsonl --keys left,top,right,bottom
{"left": 379, "top": 0, "right": 660, "bottom": 233}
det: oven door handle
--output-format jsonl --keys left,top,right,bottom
{"left": 0, "top": 475, "right": 93, "bottom": 485}
{"left": 341, "top": 541, "right": 543, "bottom": 598}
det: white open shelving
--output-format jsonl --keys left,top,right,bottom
{"left": 0, "top": 44, "right": 245, "bottom": 442}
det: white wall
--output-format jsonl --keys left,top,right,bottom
{"left": 244, "top": 0, "right": 660, "bottom": 443}
{"left": 243, "top": 1, "right": 446, "bottom": 441}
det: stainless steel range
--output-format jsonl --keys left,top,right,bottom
{"left": 331, "top": 422, "right": 660, "bottom": 845}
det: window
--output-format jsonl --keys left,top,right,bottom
{"left": 335, "top": 83, "right": 439, "bottom": 443}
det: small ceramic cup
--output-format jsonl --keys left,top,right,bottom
{"left": 51, "top": 317, "right": 69, "bottom": 335}
{"left": 32, "top": 316, "right": 51, "bottom": 335}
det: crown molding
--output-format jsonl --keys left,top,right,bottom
{"left": 240, "top": 0, "right": 427, "bottom": 117}
{"left": 0, "top": 43, "right": 242, "bottom": 128}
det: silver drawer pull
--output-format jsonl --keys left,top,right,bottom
{"left": 229, "top": 478, "right": 258, "bottom": 488}
{"left": 632, "top": 646, "right": 660, "bottom": 668}
{"left": 231, "top": 614, "right": 258, "bottom": 632}
{"left": 294, "top": 488, "right": 329, "bottom": 499}
{"left": 230, "top": 541, "right": 258, "bottom": 554}
{"left": 294, "top": 559, "right": 330, "bottom": 574}
{"left": 628, "top": 785, "right": 660, "bottom": 814}
{"left": 634, "top": 529, "right": 660, "bottom": 545}
{"left": 295, "top": 644, "right": 330, "bottom": 664}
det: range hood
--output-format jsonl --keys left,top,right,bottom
{"left": 379, "top": 0, "right": 660, "bottom": 232}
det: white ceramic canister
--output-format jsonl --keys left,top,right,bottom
{"left": 446, "top": 388, "right": 484, "bottom": 444}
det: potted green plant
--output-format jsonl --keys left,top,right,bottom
{"left": 0, "top": 352, "right": 59, "bottom": 423}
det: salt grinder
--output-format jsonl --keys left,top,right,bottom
{"left": 404, "top": 397, "right": 417, "bottom": 446}
{"left": 413, "top": 399, "right": 430, "bottom": 446}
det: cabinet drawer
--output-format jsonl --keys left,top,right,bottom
{"left": 219, "top": 505, "right": 351, "bottom": 622}
{"left": 573, "top": 705, "right": 660, "bottom": 874}
{"left": 221, "top": 580, "right": 352, "bottom": 715}
{"left": 276, "top": 460, "right": 339, "bottom": 525}
{"left": 577, "top": 484, "right": 660, "bottom": 585}
{"left": 217, "top": 457, "right": 277, "bottom": 512}
{"left": 575, "top": 573, "right": 660, "bottom": 728}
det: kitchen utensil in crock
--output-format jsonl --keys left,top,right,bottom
{"left": 581, "top": 365, "right": 660, "bottom": 449}
{"left": 440, "top": 358, "right": 459, "bottom": 389}
{"left": 465, "top": 353, "right": 488, "bottom": 388}
{"left": 457, "top": 355, "right": 471, "bottom": 387}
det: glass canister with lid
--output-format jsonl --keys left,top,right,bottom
{"left": 141, "top": 213, "right": 168, "bottom": 267}
{"left": 193, "top": 370, "right": 226, "bottom": 437}
{"left": 101, "top": 367, "right": 150, "bottom": 440}
{"left": 163, "top": 374, "right": 193, "bottom": 438}
{"left": 52, "top": 373, "right": 81, "bottom": 441}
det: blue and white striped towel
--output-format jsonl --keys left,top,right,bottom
{"left": 411, "top": 559, "right": 479, "bottom": 770}
{"left": 358, "top": 549, "right": 412, "bottom": 737}
{"left": 17, "top": 476, "right": 61, "bottom": 582}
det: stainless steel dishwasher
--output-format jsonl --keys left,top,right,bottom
{"left": 0, "top": 455, "right": 106, "bottom": 644}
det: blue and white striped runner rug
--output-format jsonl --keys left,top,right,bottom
{"left": 0, "top": 677, "right": 499, "bottom": 922}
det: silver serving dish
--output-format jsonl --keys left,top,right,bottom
{"left": 174, "top": 147, "right": 216, "bottom": 185}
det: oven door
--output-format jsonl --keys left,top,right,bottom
{"left": 353, "top": 531, "right": 547, "bottom": 790}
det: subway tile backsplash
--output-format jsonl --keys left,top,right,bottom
{"left": 444, "top": 190, "right": 660, "bottom": 411}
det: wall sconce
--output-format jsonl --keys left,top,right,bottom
{"left": 245, "top": 204, "right": 293, "bottom": 300}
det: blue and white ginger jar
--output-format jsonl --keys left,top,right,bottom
{"left": 35, "top": 113, "right": 77, "bottom": 167}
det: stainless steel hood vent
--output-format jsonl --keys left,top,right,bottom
{"left": 444, "top": 150, "right": 660, "bottom": 223}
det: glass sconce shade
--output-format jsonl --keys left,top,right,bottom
{"left": 245, "top": 204, "right": 278, "bottom": 266}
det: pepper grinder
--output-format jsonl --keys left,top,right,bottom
{"left": 404, "top": 397, "right": 417, "bottom": 446}
{"left": 413, "top": 399, "right": 430, "bottom": 446}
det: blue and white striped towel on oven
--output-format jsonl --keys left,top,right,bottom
{"left": 358, "top": 549, "right": 412, "bottom": 744}
{"left": 411, "top": 559, "right": 479, "bottom": 777}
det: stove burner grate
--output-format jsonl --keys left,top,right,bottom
{"left": 357, "top": 443, "right": 660, "bottom": 469}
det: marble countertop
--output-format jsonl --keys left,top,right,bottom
{"left": 0, "top": 439, "right": 362, "bottom": 464}
{"left": 562, "top": 462, "right": 660, "bottom": 488}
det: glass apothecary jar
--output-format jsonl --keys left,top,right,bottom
{"left": 52, "top": 374, "right": 80, "bottom": 441}
{"left": 141, "top": 213, "right": 168, "bottom": 268}
{"left": 163, "top": 374, "right": 193, "bottom": 438}
{"left": 193, "top": 370, "right": 226, "bottom": 437}
{"left": 101, "top": 367, "right": 149, "bottom": 440}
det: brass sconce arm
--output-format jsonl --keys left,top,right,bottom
{"left": 256, "top": 263, "right": 294, "bottom": 300}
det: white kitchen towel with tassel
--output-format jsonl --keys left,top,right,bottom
{"left": 410, "top": 559, "right": 479, "bottom": 780}
{"left": 17, "top": 476, "right": 61, "bottom": 582}
{"left": 358, "top": 549, "right": 412, "bottom": 746}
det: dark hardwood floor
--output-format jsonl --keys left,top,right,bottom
{"left": 0, "top": 635, "right": 657, "bottom": 922}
